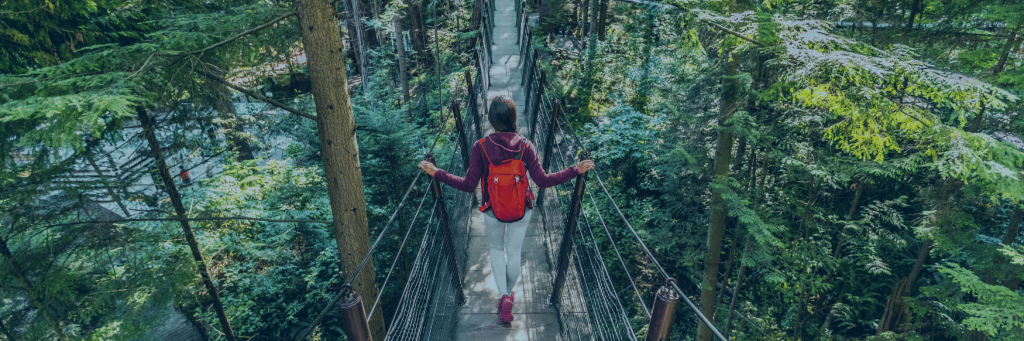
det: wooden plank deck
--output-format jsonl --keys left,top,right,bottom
{"left": 453, "top": 0, "right": 564, "bottom": 339}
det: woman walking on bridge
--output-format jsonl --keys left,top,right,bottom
{"left": 419, "top": 96, "right": 594, "bottom": 323}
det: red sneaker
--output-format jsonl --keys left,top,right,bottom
{"left": 497, "top": 292, "right": 515, "bottom": 323}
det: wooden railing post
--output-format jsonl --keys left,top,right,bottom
{"left": 539, "top": 98, "right": 559, "bottom": 172}
{"left": 550, "top": 152, "right": 589, "bottom": 305}
{"left": 645, "top": 280, "right": 681, "bottom": 341}
{"left": 426, "top": 154, "right": 467, "bottom": 304}
{"left": 338, "top": 288, "right": 373, "bottom": 341}
{"left": 534, "top": 99, "right": 559, "bottom": 207}
{"left": 523, "top": 51, "right": 536, "bottom": 124}
{"left": 465, "top": 70, "right": 482, "bottom": 139}
{"left": 452, "top": 101, "right": 471, "bottom": 167}
{"left": 529, "top": 71, "right": 546, "bottom": 140}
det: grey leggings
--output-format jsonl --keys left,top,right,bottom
{"left": 484, "top": 209, "right": 532, "bottom": 296}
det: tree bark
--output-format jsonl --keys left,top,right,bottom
{"left": 409, "top": 1, "right": 429, "bottom": 64}
{"left": 295, "top": 1, "right": 385, "bottom": 339}
{"left": 588, "top": 0, "right": 597, "bottom": 45}
{"left": 698, "top": 51, "right": 743, "bottom": 341}
{"left": 827, "top": 182, "right": 865, "bottom": 280}
{"left": 348, "top": 0, "right": 372, "bottom": 95}
{"left": 714, "top": 222, "right": 741, "bottom": 319}
{"left": 905, "top": 0, "right": 922, "bottom": 32}
{"left": 816, "top": 181, "right": 866, "bottom": 337}
{"left": 394, "top": 14, "right": 411, "bottom": 108}
{"left": 994, "top": 28, "right": 1019, "bottom": 76}
{"left": 723, "top": 236, "right": 751, "bottom": 339}
{"left": 0, "top": 235, "right": 68, "bottom": 341}
{"left": 138, "top": 109, "right": 237, "bottom": 341}
{"left": 597, "top": 0, "right": 608, "bottom": 40}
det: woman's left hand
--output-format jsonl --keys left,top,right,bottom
{"left": 419, "top": 160, "right": 439, "bottom": 177}
{"left": 576, "top": 160, "right": 595, "bottom": 173}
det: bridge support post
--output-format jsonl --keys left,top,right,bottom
{"left": 550, "top": 152, "right": 589, "bottom": 305}
{"left": 521, "top": 33, "right": 533, "bottom": 88}
{"left": 528, "top": 71, "right": 546, "bottom": 141}
{"left": 452, "top": 102, "right": 478, "bottom": 208}
{"left": 534, "top": 99, "right": 560, "bottom": 207}
{"left": 338, "top": 288, "right": 373, "bottom": 341}
{"left": 646, "top": 280, "right": 681, "bottom": 341}
{"left": 452, "top": 102, "right": 471, "bottom": 167}
{"left": 426, "top": 154, "right": 467, "bottom": 304}
{"left": 465, "top": 70, "right": 482, "bottom": 139}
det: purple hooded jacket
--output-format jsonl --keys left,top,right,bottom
{"left": 434, "top": 132, "right": 579, "bottom": 209}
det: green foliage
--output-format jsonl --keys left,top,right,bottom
{"left": 938, "top": 263, "right": 1024, "bottom": 338}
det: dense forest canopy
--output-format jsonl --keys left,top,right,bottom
{"left": 1, "top": 0, "right": 1022, "bottom": 340}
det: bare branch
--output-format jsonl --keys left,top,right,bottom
{"left": 196, "top": 67, "right": 319, "bottom": 122}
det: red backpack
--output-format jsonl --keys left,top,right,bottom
{"left": 479, "top": 137, "right": 534, "bottom": 222}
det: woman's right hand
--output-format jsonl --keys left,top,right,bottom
{"left": 576, "top": 160, "right": 595, "bottom": 173}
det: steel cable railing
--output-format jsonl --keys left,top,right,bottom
{"left": 383, "top": 88, "right": 480, "bottom": 340}
{"left": 513, "top": 1, "right": 731, "bottom": 337}
{"left": 552, "top": 95, "right": 730, "bottom": 341}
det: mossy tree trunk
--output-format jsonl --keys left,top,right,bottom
{"left": 295, "top": 0, "right": 386, "bottom": 339}
{"left": 698, "top": 50, "right": 743, "bottom": 341}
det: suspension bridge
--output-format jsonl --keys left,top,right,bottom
{"left": 298, "top": 0, "right": 729, "bottom": 339}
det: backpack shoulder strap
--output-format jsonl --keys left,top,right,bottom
{"left": 479, "top": 138, "right": 494, "bottom": 166}
{"left": 513, "top": 136, "right": 526, "bottom": 161}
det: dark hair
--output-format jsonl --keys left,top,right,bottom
{"left": 488, "top": 96, "right": 517, "bottom": 133}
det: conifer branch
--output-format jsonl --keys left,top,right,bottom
{"left": 169, "top": 11, "right": 298, "bottom": 56}
{"left": 44, "top": 216, "right": 334, "bottom": 228}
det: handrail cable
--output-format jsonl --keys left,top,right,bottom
{"left": 542, "top": 80, "right": 729, "bottom": 341}
{"left": 385, "top": 117, "right": 470, "bottom": 340}
{"left": 297, "top": 125, "right": 442, "bottom": 339}
{"left": 593, "top": 171, "right": 728, "bottom": 341}
{"left": 366, "top": 185, "right": 435, "bottom": 320}
{"left": 584, "top": 189, "right": 651, "bottom": 318}
{"left": 549, "top": 122, "right": 634, "bottom": 340}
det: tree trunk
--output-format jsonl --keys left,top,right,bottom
{"left": 588, "top": 0, "right": 597, "bottom": 45}
{"left": 0, "top": 235, "right": 68, "bottom": 341}
{"left": 724, "top": 235, "right": 751, "bottom": 339}
{"left": 827, "top": 182, "right": 865, "bottom": 280}
{"left": 409, "top": 1, "right": 429, "bottom": 63}
{"left": 138, "top": 109, "right": 238, "bottom": 341}
{"left": 715, "top": 223, "right": 741, "bottom": 319}
{"left": 86, "top": 154, "right": 131, "bottom": 217}
{"left": 349, "top": 0, "right": 372, "bottom": 95}
{"left": 988, "top": 207, "right": 1023, "bottom": 287}
{"left": 905, "top": 0, "right": 922, "bottom": 32}
{"left": 597, "top": 0, "right": 608, "bottom": 41}
{"left": 895, "top": 101, "right": 986, "bottom": 312}
{"left": 394, "top": 14, "right": 411, "bottom": 108}
{"left": 794, "top": 281, "right": 809, "bottom": 340}
{"left": 904, "top": 238, "right": 933, "bottom": 296}
{"left": 816, "top": 181, "right": 866, "bottom": 337}
{"left": 698, "top": 51, "right": 743, "bottom": 341}
{"left": 0, "top": 316, "right": 16, "bottom": 341}
{"left": 994, "top": 28, "right": 1019, "bottom": 76}
{"left": 295, "top": 1, "right": 385, "bottom": 339}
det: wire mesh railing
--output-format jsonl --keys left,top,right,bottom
{"left": 516, "top": 0, "right": 729, "bottom": 339}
